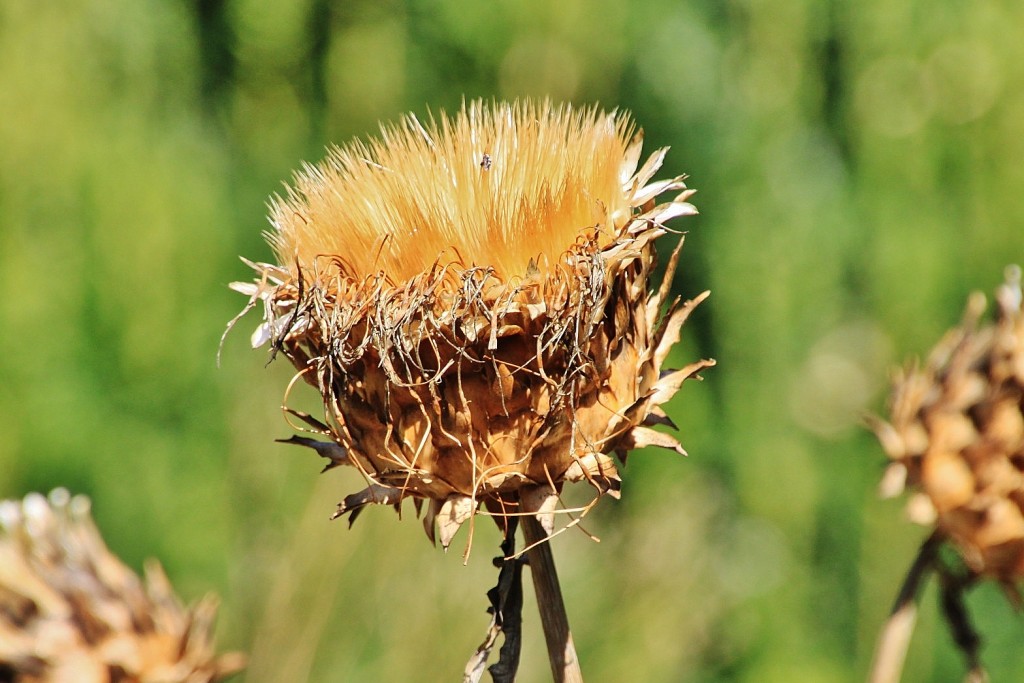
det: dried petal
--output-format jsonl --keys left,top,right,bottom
{"left": 521, "top": 485, "right": 560, "bottom": 536}
{"left": 564, "top": 454, "right": 621, "bottom": 499}
{"left": 437, "top": 495, "right": 475, "bottom": 550}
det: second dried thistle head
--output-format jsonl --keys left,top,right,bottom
{"left": 0, "top": 489, "right": 244, "bottom": 682}
{"left": 873, "top": 266, "right": 1024, "bottom": 586}
{"left": 230, "top": 100, "right": 713, "bottom": 549}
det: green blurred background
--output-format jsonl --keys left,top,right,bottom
{"left": 2, "top": 0, "right": 1022, "bottom": 680}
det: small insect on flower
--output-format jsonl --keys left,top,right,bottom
{"left": 229, "top": 99, "right": 713, "bottom": 554}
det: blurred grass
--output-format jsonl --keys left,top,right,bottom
{"left": 2, "top": 0, "right": 1023, "bottom": 680}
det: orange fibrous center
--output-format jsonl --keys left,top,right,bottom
{"left": 268, "top": 100, "right": 637, "bottom": 286}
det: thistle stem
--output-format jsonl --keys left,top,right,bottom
{"left": 868, "top": 531, "right": 943, "bottom": 683}
{"left": 521, "top": 515, "right": 584, "bottom": 683}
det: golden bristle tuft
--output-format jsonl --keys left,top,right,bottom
{"left": 231, "top": 99, "right": 713, "bottom": 552}
{"left": 269, "top": 100, "right": 636, "bottom": 284}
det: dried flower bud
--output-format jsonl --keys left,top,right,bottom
{"left": 872, "top": 266, "right": 1024, "bottom": 582}
{"left": 230, "top": 100, "right": 713, "bottom": 548}
{"left": 0, "top": 489, "right": 244, "bottom": 682}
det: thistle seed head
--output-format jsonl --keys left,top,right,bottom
{"left": 0, "top": 489, "right": 244, "bottom": 682}
{"left": 873, "top": 266, "right": 1024, "bottom": 583}
{"left": 231, "top": 100, "right": 714, "bottom": 549}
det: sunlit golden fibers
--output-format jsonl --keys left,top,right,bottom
{"left": 269, "top": 100, "right": 637, "bottom": 284}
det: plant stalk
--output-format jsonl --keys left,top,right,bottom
{"left": 521, "top": 515, "right": 584, "bottom": 683}
{"left": 868, "top": 531, "right": 943, "bottom": 683}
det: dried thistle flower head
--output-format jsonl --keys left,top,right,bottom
{"left": 230, "top": 100, "right": 714, "bottom": 549}
{"left": 0, "top": 489, "right": 244, "bottom": 683}
{"left": 872, "top": 266, "right": 1024, "bottom": 584}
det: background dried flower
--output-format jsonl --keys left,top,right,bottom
{"left": 231, "top": 100, "right": 713, "bottom": 548}
{"left": 873, "top": 265, "right": 1024, "bottom": 585}
{"left": 0, "top": 489, "right": 244, "bottom": 683}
